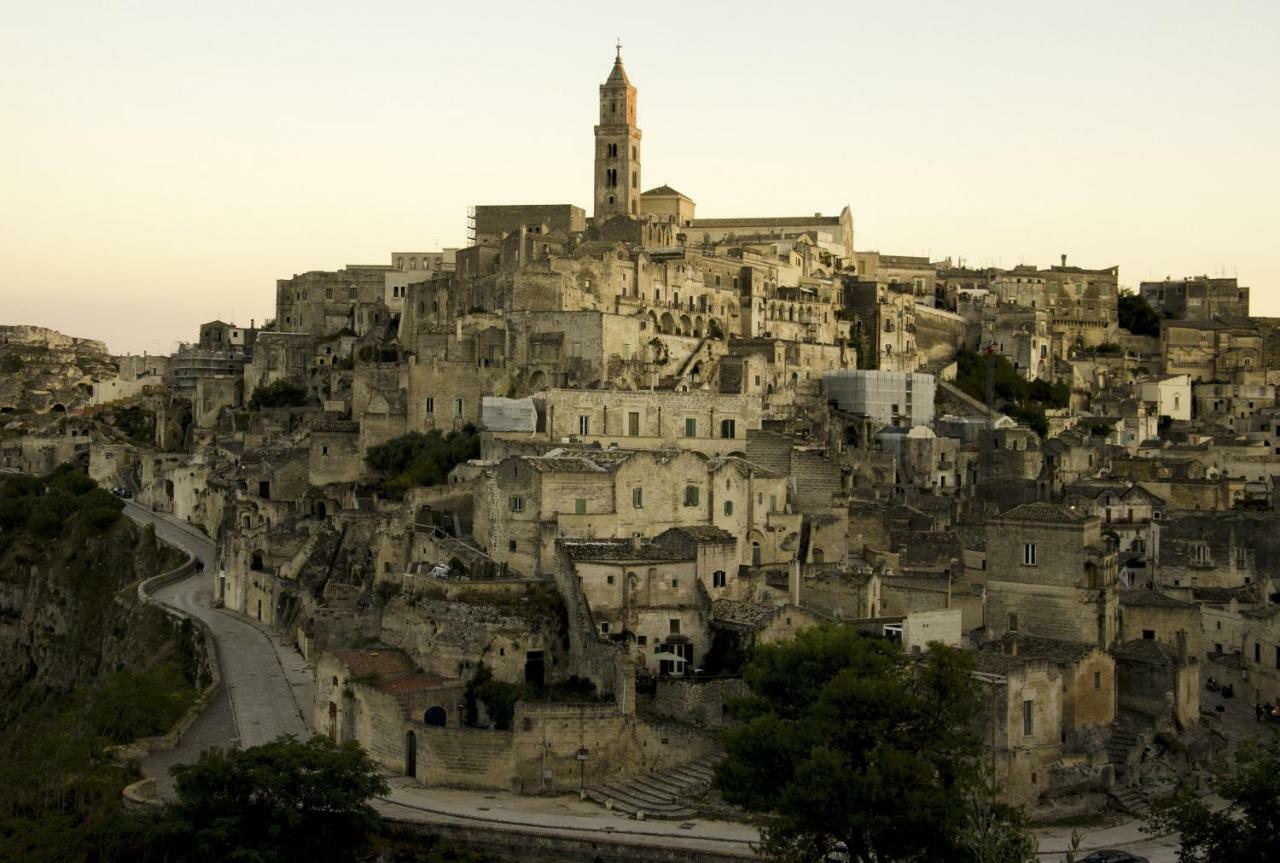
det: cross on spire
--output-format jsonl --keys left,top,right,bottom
{"left": 616, "top": 38, "right": 622, "bottom": 60}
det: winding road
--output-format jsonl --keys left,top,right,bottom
{"left": 122, "top": 501, "right": 1214, "bottom": 862}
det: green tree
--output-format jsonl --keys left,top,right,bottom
{"left": 957, "top": 765, "right": 1039, "bottom": 863}
{"left": 715, "top": 625, "right": 1025, "bottom": 863}
{"left": 248, "top": 380, "right": 309, "bottom": 410}
{"left": 158, "top": 735, "right": 389, "bottom": 863}
{"left": 365, "top": 428, "right": 480, "bottom": 498}
{"left": 1147, "top": 738, "right": 1280, "bottom": 863}
{"left": 1118, "top": 289, "right": 1161, "bottom": 337}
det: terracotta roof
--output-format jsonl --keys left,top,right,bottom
{"left": 559, "top": 538, "right": 690, "bottom": 563}
{"left": 641, "top": 184, "right": 689, "bottom": 199}
{"left": 334, "top": 648, "right": 416, "bottom": 679}
{"left": 711, "top": 599, "right": 775, "bottom": 628}
{"left": 1110, "top": 639, "right": 1178, "bottom": 665}
{"left": 653, "top": 525, "right": 737, "bottom": 545}
{"left": 997, "top": 502, "right": 1090, "bottom": 523}
{"left": 982, "top": 633, "right": 1100, "bottom": 665}
{"left": 1119, "top": 589, "right": 1196, "bottom": 610}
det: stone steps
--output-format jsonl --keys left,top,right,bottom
{"left": 585, "top": 755, "right": 720, "bottom": 820}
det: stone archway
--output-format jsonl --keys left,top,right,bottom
{"left": 424, "top": 706, "right": 447, "bottom": 727}
{"left": 679, "top": 314, "right": 692, "bottom": 335}
{"left": 660, "top": 312, "right": 676, "bottom": 334}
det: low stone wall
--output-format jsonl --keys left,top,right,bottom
{"left": 121, "top": 551, "right": 224, "bottom": 808}
{"left": 384, "top": 817, "right": 756, "bottom": 862}
{"left": 650, "top": 677, "right": 750, "bottom": 728}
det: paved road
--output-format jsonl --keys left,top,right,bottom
{"left": 124, "top": 502, "right": 310, "bottom": 749}
{"left": 127, "top": 502, "right": 1267, "bottom": 862}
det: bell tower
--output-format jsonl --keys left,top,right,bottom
{"left": 594, "top": 44, "right": 641, "bottom": 222}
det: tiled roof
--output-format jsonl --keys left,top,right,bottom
{"left": 654, "top": 525, "right": 737, "bottom": 545}
{"left": 981, "top": 633, "right": 1100, "bottom": 665}
{"left": 1110, "top": 639, "right": 1177, "bottom": 665}
{"left": 997, "top": 502, "right": 1090, "bottom": 523}
{"left": 559, "top": 538, "right": 690, "bottom": 563}
{"left": 711, "top": 599, "right": 775, "bottom": 628}
{"left": 1119, "top": 589, "right": 1196, "bottom": 610}
{"left": 641, "top": 184, "right": 689, "bottom": 199}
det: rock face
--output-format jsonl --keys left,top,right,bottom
{"left": 0, "top": 324, "right": 116, "bottom": 414}
{"left": 0, "top": 513, "right": 176, "bottom": 725}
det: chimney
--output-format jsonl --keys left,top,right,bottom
{"left": 1060, "top": 254, "right": 1067, "bottom": 267}
{"left": 788, "top": 558, "right": 801, "bottom": 606}
{"left": 630, "top": 533, "right": 642, "bottom": 551}
{"left": 250, "top": 318, "right": 255, "bottom": 330}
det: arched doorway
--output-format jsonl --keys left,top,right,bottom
{"left": 405, "top": 730, "right": 417, "bottom": 777}
{"left": 424, "top": 706, "right": 447, "bottom": 727}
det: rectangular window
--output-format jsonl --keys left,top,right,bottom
{"left": 1023, "top": 544, "right": 1037, "bottom": 566}
{"left": 1236, "top": 547, "right": 1248, "bottom": 569}
{"left": 453, "top": 398, "right": 464, "bottom": 417}
{"left": 724, "top": 500, "right": 733, "bottom": 516}
{"left": 607, "top": 574, "right": 615, "bottom": 584}
{"left": 628, "top": 411, "right": 640, "bottom": 436}
{"left": 508, "top": 496, "right": 524, "bottom": 512}
{"left": 600, "top": 622, "right": 610, "bottom": 634}
{"left": 1256, "top": 642, "right": 1262, "bottom": 663}
{"left": 425, "top": 397, "right": 434, "bottom": 416}
{"left": 713, "top": 570, "right": 726, "bottom": 588}
{"left": 508, "top": 539, "right": 517, "bottom": 551}
{"left": 637, "top": 635, "right": 647, "bottom": 646}
{"left": 1022, "top": 700, "right": 1034, "bottom": 736}
{"left": 669, "top": 619, "right": 680, "bottom": 635}
{"left": 1094, "top": 671, "right": 1101, "bottom": 690}
{"left": 769, "top": 494, "right": 778, "bottom": 512}
{"left": 720, "top": 419, "right": 736, "bottom": 439}
{"left": 632, "top": 487, "right": 643, "bottom": 509}
{"left": 574, "top": 498, "right": 586, "bottom": 515}
{"left": 1009, "top": 613, "right": 1018, "bottom": 632}
{"left": 671, "top": 579, "right": 679, "bottom": 588}
{"left": 578, "top": 415, "right": 590, "bottom": 436}
{"left": 1143, "top": 629, "right": 1156, "bottom": 640}
{"left": 684, "top": 485, "right": 700, "bottom": 507}
{"left": 684, "top": 417, "right": 697, "bottom": 437}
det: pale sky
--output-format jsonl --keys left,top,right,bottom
{"left": 2, "top": 1, "right": 1277, "bottom": 355}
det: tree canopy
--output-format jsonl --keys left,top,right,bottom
{"left": 1118, "top": 289, "right": 1162, "bottom": 338}
{"left": 1147, "top": 738, "right": 1280, "bottom": 863}
{"left": 715, "top": 625, "right": 1029, "bottom": 863}
{"left": 954, "top": 349, "right": 1070, "bottom": 437}
{"left": 158, "top": 735, "right": 389, "bottom": 863}
{"left": 365, "top": 427, "right": 481, "bottom": 497}
{"left": 248, "top": 380, "right": 309, "bottom": 411}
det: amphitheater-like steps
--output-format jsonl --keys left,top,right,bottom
{"left": 585, "top": 754, "right": 720, "bottom": 820}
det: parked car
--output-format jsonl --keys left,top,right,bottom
{"left": 1081, "top": 851, "right": 1150, "bottom": 863}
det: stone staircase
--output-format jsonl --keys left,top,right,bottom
{"left": 585, "top": 755, "right": 719, "bottom": 819}
{"left": 1110, "top": 784, "right": 1151, "bottom": 815}
{"left": 1106, "top": 711, "right": 1155, "bottom": 813}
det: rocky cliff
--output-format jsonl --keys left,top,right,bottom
{"left": 0, "top": 467, "right": 184, "bottom": 725}
{"left": 0, "top": 324, "right": 116, "bottom": 414}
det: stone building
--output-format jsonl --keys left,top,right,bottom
{"left": 1161, "top": 318, "right": 1263, "bottom": 382}
{"left": 1140, "top": 275, "right": 1250, "bottom": 321}
{"left": 985, "top": 502, "right": 1120, "bottom": 646}
{"left": 472, "top": 447, "right": 792, "bottom": 576}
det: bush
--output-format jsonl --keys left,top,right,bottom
{"left": 248, "top": 380, "right": 309, "bottom": 410}
{"left": 365, "top": 427, "right": 480, "bottom": 498}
